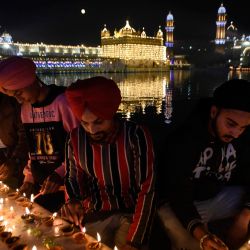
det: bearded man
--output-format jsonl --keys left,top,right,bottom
{"left": 158, "top": 79, "right": 250, "bottom": 250}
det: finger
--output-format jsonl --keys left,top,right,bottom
{"left": 40, "top": 181, "right": 47, "bottom": 193}
{"left": 207, "top": 239, "right": 226, "bottom": 250}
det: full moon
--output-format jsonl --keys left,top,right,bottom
{"left": 81, "top": 9, "right": 86, "bottom": 14}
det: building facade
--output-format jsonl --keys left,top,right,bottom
{"left": 101, "top": 20, "right": 166, "bottom": 66}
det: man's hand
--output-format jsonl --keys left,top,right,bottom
{"left": 59, "top": 200, "right": 85, "bottom": 227}
{"left": 0, "top": 163, "right": 9, "bottom": 180}
{"left": 193, "top": 225, "right": 228, "bottom": 250}
{"left": 40, "top": 172, "right": 62, "bottom": 194}
{"left": 120, "top": 244, "right": 139, "bottom": 250}
{"left": 226, "top": 208, "right": 250, "bottom": 248}
{"left": 200, "top": 234, "right": 229, "bottom": 250}
{"left": 0, "top": 159, "right": 16, "bottom": 180}
{"left": 19, "top": 182, "right": 34, "bottom": 197}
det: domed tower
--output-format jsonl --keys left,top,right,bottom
{"left": 215, "top": 3, "right": 227, "bottom": 45}
{"left": 101, "top": 24, "right": 110, "bottom": 38}
{"left": 165, "top": 11, "right": 174, "bottom": 60}
{"left": 156, "top": 26, "right": 163, "bottom": 39}
{"left": 0, "top": 31, "right": 13, "bottom": 43}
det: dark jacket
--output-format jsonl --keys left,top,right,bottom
{"left": 0, "top": 93, "right": 29, "bottom": 185}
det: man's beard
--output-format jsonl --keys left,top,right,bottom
{"left": 211, "top": 116, "right": 234, "bottom": 143}
{"left": 87, "top": 132, "right": 107, "bottom": 143}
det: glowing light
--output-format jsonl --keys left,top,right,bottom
{"left": 81, "top": 9, "right": 86, "bottom": 14}
{"left": 25, "top": 207, "right": 30, "bottom": 215}
{"left": 97, "top": 232, "right": 101, "bottom": 242}
{"left": 32, "top": 246, "right": 37, "bottom": 250}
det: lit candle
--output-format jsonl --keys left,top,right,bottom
{"left": 23, "top": 193, "right": 26, "bottom": 197}
{"left": 30, "top": 194, "right": 34, "bottom": 203}
{"left": 21, "top": 207, "right": 35, "bottom": 223}
{"left": 82, "top": 226, "right": 86, "bottom": 234}
{"left": 9, "top": 206, "right": 14, "bottom": 218}
{"left": 114, "top": 246, "right": 118, "bottom": 250}
{"left": 25, "top": 207, "right": 30, "bottom": 215}
{"left": 86, "top": 232, "right": 101, "bottom": 249}
{"left": 97, "top": 232, "right": 101, "bottom": 243}
{"left": 16, "top": 189, "right": 19, "bottom": 193}
{"left": 32, "top": 246, "right": 37, "bottom": 250}
{"left": 52, "top": 212, "right": 57, "bottom": 219}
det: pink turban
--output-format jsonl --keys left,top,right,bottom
{"left": 65, "top": 77, "right": 121, "bottom": 120}
{"left": 0, "top": 56, "right": 36, "bottom": 90}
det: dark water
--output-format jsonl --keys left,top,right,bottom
{"left": 39, "top": 68, "right": 250, "bottom": 124}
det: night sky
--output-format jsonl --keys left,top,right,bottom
{"left": 0, "top": 0, "right": 248, "bottom": 46}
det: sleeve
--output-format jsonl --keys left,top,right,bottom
{"left": 59, "top": 94, "right": 79, "bottom": 133}
{"left": 10, "top": 102, "right": 29, "bottom": 163}
{"left": 54, "top": 94, "right": 79, "bottom": 178}
{"left": 160, "top": 130, "right": 204, "bottom": 234}
{"left": 126, "top": 124, "right": 156, "bottom": 247}
{"left": 64, "top": 131, "right": 84, "bottom": 202}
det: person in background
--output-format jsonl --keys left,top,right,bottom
{"left": 158, "top": 79, "right": 250, "bottom": 250}
{"left": 60, "top": 76, "right": 156, "bottom": 250}
{"left": 0, "top": 91, "right": 28, "bottom": 188}
{"left": 0, "top": 56, "right": 78, "bottom": 211}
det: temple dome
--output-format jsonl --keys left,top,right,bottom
{"left": 118, "top": 20, "right": 137, "bottom": 36}
{"left": 101, "top": 24, "right": 110, "bottom": 38}
{"left": 166, "top": 12, "right": 173, "bottom": 21}
{"left": 218, "top": 3, "right": 226, "bottom": 14}
{"left": 157, "top": 26, "right": 163, "bottom": 38}
{"left": 141, "top": 27, "right": 146, "bottom": 38}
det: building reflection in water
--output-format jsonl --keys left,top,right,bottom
{"left": 39, "top": 70, "right": 194, "bottom": 123}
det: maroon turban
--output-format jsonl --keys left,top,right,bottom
{"left": 0, "top": 56, "right": 36, "bottom": 90}
{"left": 65, "top": 77, "right": 121, "bottom": 120}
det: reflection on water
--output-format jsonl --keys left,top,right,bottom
{"left": 38, "top": 69, "right": 250, "bottom": 124}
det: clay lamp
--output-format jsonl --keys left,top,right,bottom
{"left": 72, "top": 226, "right": 87, "bottom": 244}
{"left": 86, "top": 232, "right": 101, "bottom": 249}
{"left": 42, "top": 212, "right": 57, "bottom": 227}
{"left": 21, "top": 207, "right": 35, "bottom": 224}
{"left": 12, "top": 244, "right": 28, "bottom": 250}
{"left": 7, "top": 191, "right": 20, "bottom": 200}
{"left": 59, "top": 224, "right": 74, "bottom": 236}
{"left": 5, "top": 235, "right": 20, "bottom": 247}
{"left": 0, "top": 230, "right": 12, "bottom": 241}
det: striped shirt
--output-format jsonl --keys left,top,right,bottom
{"left": 65, "top": 120, "right": 156, "bottom": 246}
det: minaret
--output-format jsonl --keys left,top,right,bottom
{"left": 215, "top": 3, "right": 227, "bottom": 45}
{"left": 165, "top": 11, "right": 174, "bottom": 61}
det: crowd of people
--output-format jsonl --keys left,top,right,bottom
{"left": 0, "top": 56, "right": 250, "bottom": 250}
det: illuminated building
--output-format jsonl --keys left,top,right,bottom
{"left": 101, "top": 20, "right": 166, "bottom": 66}
{"left": 165, "top": 11, "right": 174, "bottom": 62}
{"left": 215, "top": 3, "right": 227, "bottom": 45}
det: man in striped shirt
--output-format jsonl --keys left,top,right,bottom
{"left": 60, "top": 77, "right": 156, "bottom": 250}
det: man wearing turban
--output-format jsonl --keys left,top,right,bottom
{"left": 0, "top": 56, "right": 78, "bottom": 211}
{"left": 158, "top": 79, "right": 250, "bottom": 250}
{"left": 60, "top": 76, "right": 156, "bottom": 250}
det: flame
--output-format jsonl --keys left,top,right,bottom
{"left": 30, "top": 194, "right": 34, "bottom": 203}
{"left": 114, "top": 246, "right": 118, "bottom": 250}
{"left": 52, "top": 212, "right": 57, "bottom": 218}
{"left": 25, "top": 207, "right": 30, "bottom": 215}
{"left": 97, "top": 232, "right": 101, "bottom": 242}
{"left": 10, "top": 206, "right": 14, "bottom": 212}
{"left": 32, "top": 246, "right": 37, "bottom": 250}
{"left": 81, "top": 227, "right": 86, "bottom": 233}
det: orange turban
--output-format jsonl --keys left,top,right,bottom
{"left": 0, "top": 56, "right": 36, "bottom": 90}
{"left": 65, "top": 77, "right": 121, "bottom": 120}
